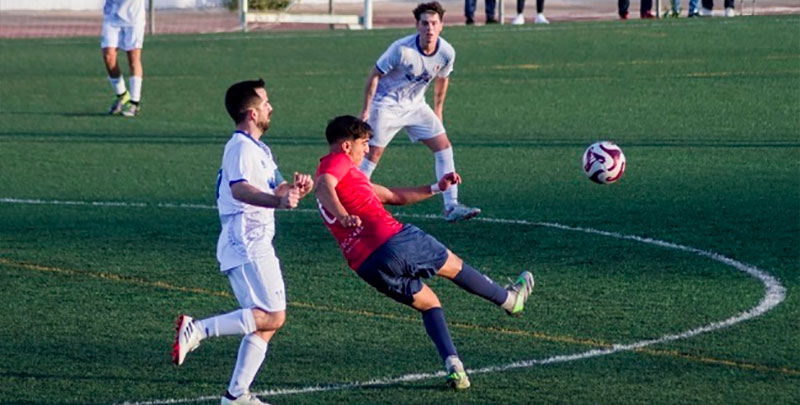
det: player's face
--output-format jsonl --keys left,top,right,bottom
{"left": 345, "top": 137, "right": 370, "bottom": 166}
{"left": 416, "top": 12, "right": 442, "bottom": 46}
{"left": 254, "top": 87, "right": 273, "bottom": 132}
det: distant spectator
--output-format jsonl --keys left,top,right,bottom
{"left": 667, "top": 0, "right": 681, "bottom": 17}
{"left": 511, "top": 0, "right": 550, "bottom": 25}
{"left": 700, "top": 0, "right": 736, "bottom": 16}
{"left": 686, "top": 0, "right": 701, "bottom": 17}
{"left": 465, "top": 0, "right": 498, "bottom": 24}
{"left": 102, "top": 0, "right": 145, "bottom": 117}
{"left": 619, "top": 0, "right": 655, "bottom": 19}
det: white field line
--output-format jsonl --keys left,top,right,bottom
{"left": 0, "top": 197, "right": 786, "bottom": 404}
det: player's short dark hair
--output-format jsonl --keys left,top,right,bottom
{"left": 325, "top": 115, "right": 372, "bottom": 145}
{"left": 413, "top": 1, "right": 445, "bottom": 21}
{"left": 225, "top": 78, "right": 265, "bottom": 124}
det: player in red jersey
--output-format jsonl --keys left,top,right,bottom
{"left": 315, "top": 115, "right": 535, "bottom": 390}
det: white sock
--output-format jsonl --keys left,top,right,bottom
{"left": 129, "top": 76, "right": 142, "bottom": 102}
{"left": 434, "top": 147, "right": 457, "bottom": 209}
{"left": 445, "top": 355, "right": 464, "bottom": 372}
{"left": 109, "top": 75, "right": 126, "bottom": 96}
{"left": 359, "top": 158, "right": 377, "bottom": 179}
{"left": 195, "top": 308, "right": 256, "bottom": 338}
{"left": 502, "top": 291, "right": 517, "bottom": 312}
{"left": 228, "top": 334, "right": 268, "bottom": 397}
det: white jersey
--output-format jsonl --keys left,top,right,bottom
{"left": 372, "top": 34, "right": 455, "bottom": 110}
{"left": 216, "top": 131, "right": 285, "bottom": 271}
{"left": 103, "top": 0, "right": 145, "bottom": 26}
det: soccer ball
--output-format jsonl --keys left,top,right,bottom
{"left": 582, "top": 141, "right": 626, "bottom": 184}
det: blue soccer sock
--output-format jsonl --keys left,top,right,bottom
{"left": 421, "top": 307, "right": 458, "bottom": 361}
{"left": 452, "top": 263, "right": 509, "bottom": 306}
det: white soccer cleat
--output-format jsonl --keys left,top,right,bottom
{"left": 511, "top": 13, "right": 525, "bottom": 25}
{"left": 504, "top": 271, "right": 534, "bottom": 316}
{"left": 443, "top": 204, "right": 481, "bottom": 222}
{"left": 534, "top": 13, "right": 550, "bottom": 24}
{"left": 221, "top": 391, "right": 270, "bottom": 405}
{"left": 699, "top": 7, "right": 713, "bottom": 16}
{"left": 172, "top": 315, "right": 202, "bottom": 366}
{"left": 724, "top": 7, "right": 736, "bottom": 17}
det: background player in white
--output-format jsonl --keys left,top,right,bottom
{"left": 173, "top": 79, "right": 313, "bottom": 405}
{"left": 359, "top": 1, "right": 481, "bottom": 222}
{"left": 102, "top": 0, "right": 145, "bottom": 117}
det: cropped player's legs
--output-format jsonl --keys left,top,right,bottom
{"left": 360, "top": 108, "right": 403, "bottom": 179}
{"left": 102, "top": 47, "right": 130, "bottom": 114}
{"left": 174, "top": 261, "right": 286, "bottom": 401}
{"left": 123, "top": 48, "right": 143, "bottom": 116}
{"left": 437, "top": 251, "right": 534, "bottom": 316}
{"left": 407, "top": 105, "right": 480, "bottom": 221}
{"left": 360, "top": 145, "right": 385, "bottom": 178}
{"left": 356, "top": 225, "right": 469, "bottom": 388}
{"left": 421, "top": 134, "right": 481, "bottom": 222}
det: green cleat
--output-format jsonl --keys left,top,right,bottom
{"left": 446, "top": 370, "right": 471, "bottom": 390}
{"left": 108, "top": 91, "right": 130, "bottom": 115}
{"left": 504, "top": 271, "right": 534, "bottom": 316}
{"left": 121, "top": 101, "right": 139, "bottom": 117}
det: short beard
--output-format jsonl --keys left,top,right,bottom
{"left": 257, "top": 119, "right": 270, "bottom": 133}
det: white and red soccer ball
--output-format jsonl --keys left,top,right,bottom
{"left": 582, "top": 141, "right": 626, "bottom": 184}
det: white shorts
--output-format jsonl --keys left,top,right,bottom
{"left": 368, "top": 103, "right": 446, "bottom": 148}
{"left": 101, "top": 21, "right": 145, "bottom": 51}
{"left": 224, "top": 257, "right": 286, "bottom": 312}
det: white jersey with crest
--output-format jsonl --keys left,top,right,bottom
{"left": 103, "top": 0, "right": 146, "bottom": 26}
{"left": 372, "top": 34, "right": 455, "bottom": 110}
{"left": 216, "top": 131, "right": 285, "bottom": 271}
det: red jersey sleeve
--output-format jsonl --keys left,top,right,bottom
{"left": 316, "top": 152, "right": 351, "bottom": 181}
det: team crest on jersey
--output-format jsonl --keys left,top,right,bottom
{"left": 405, "top": 70, "right": 432, "bottom": 84}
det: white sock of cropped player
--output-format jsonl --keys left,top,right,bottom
{"left": 129, "top": 76, "right": 142, "bottom": 102}
{"left": 359, "top": 158, "right": 377, "bottom": 179}
{"left": 434, "top": 147, "right": 457, "bottom": 209}
{"left": 195, "top": 308, "right": 256, "bottom": 339}
{"left": 108, "top": 75, "right": 126, "bottom": 96}
{"left": 227, "top": 333, "right": 268, "bottom": 398}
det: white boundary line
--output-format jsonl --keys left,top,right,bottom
{"left": 0, "top": 198, "right": 787, "bottom": 404}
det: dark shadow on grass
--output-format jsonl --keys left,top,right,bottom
{"left": 60, "top": 112, "right": 111, "bottom": 118}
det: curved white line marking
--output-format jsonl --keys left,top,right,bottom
{"left": 0, "top": 198, "right": 786, "bottom": 404}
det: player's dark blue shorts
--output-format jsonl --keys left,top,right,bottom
{"left": 357, "top": 224, "right": 449, "bottom": 306}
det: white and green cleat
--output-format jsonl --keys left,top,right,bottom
{"left": 504, "top": 271, "right": 534, "bottom": 316}
{"left": 446, "top": 370, "right": 471, "bottom": 390}
{"left": 445, "top": 356, "right": 471, "bottom": 390}
{"left": 108, "top": 91, "right": 130, "bottom": 115}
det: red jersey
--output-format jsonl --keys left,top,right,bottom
{"left": 316, "top": 152, "right": 404, "bottom": 270}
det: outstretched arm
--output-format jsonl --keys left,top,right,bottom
{"left": 360, "top": 66, "right": 383, "bottom": 122}
{"left": 315, "top": 173, "right": 362, "bottom": 227}
{"left": 374, "top": 172, "right": 461, "bottom": 206}
{"left": 433, "top": 76, "right": 450, "bottom": 122}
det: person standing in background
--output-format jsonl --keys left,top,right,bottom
{"left": 102, "top": 0, "right": 145, "bottom": 117}
{"left": 511, "top": 0, "right": 550, "bottom": 25}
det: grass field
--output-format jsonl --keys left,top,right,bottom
{"left": 1, "top": 15, "right": 799, "bottom": 405}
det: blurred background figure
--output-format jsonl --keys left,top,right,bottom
{"left": 101, "top": 0, "right": 145, "bottom": 117}
{"left": 465, "top": 0, "right": 498, "bottom": 24}
{"left": 700, "top": 0, "right": 736, "bottom": 16}
{"left": 511, "top": 0, "right": 550, "bottom": 25}
{"left": 618, "top": 0, "right": 655, "bottom": 19}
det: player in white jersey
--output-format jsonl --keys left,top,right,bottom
{"left": 101, "top": 0, "right": 146, "bottom": 117}
{"left": 359, "top": 1, "right": 481, "bottom": 223}
{"left": 173, "top": 79, "right": 314, "bottom": 405}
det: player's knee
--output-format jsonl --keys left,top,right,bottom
{"left": 410, "top": 288, "right": 441, "bottom": 311}
{"left": 368, "top": 146, "right": 385, "bottom": 161}
{"left": 252, "top": 308, "right": 286, "bottom": 331}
